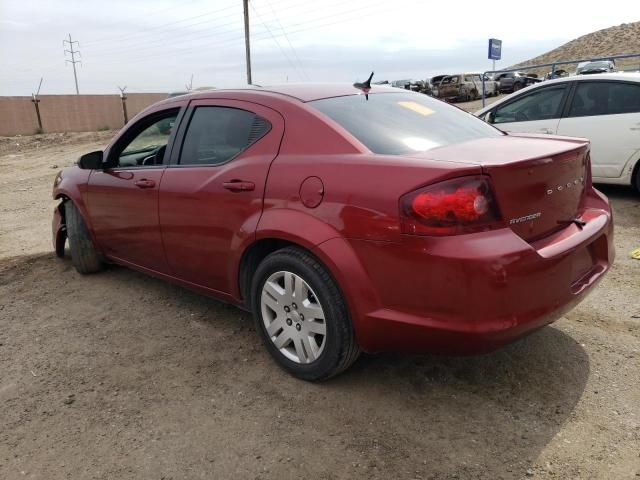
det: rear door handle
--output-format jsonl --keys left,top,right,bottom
{"left": 538, "top": 128, "right": 553, "bottom": 134}
{"left": 134, "top": 179, "right": 156, "bottom": 189}
{"left": 223, "top": 180, "right": 255, "bottom": 192}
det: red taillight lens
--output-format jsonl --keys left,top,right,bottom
{"left": 400, "top": 176, "right": 502, "bottom": 236}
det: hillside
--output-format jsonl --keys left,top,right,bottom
{"left": 510, "top": 21, "right": 640, "bottom": 75}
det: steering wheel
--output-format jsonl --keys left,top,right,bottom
{"left": 142, "top": 145, "right": 166, "bottom": 166}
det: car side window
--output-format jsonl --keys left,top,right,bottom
{"left": 115, "top": 111, "right": 178, "bottom": 168}
{"left": 493, "top": 86, "right": 567, "bottom": 124}
{"left": 568, "top": 82, "right": 640, "bottom": 117}
{"left": 179, "top": 106, "right": 271, "bottom": 166}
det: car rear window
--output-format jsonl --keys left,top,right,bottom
{"left": 309, "top": 92, "right": 502, "bottom": 155}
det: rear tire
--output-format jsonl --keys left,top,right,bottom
{"left": 251, "top": 247, "right": 360, "bottom": 381}
{"left": 513, "top": 82, "right": 522, "bottom": 92}
{"left": 633, "top": 163, "right": 640, "bottom": 194}
{"left": 64, "top": 201, "right": 103, "bottom": 274}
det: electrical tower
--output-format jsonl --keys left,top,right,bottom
{"left": 63, "top": 34, "right": 81, "bottom": 94}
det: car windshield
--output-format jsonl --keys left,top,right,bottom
{"left": 309, "top": 92, "right": 502, "bottom": 155}
{"left": 582, "top": 61, "right": 610, "bottom": 70}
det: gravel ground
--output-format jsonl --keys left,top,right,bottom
{"left": 0, "top": 131, "right": 639, "bottom": 480}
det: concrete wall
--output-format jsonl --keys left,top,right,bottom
{"left": 0, "top": 93, "right": 167, "bottom": 136}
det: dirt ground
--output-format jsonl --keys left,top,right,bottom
{"left": 0, "top": 129, "right": 639, "bottom": 480}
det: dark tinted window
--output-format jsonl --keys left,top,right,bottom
{"left": 568, "top": 81, "right": 640, "bottom": 117}
{"left": 179, "top": 107, "right": 270, "bottom": 166}
{"left": 493, "top": 86, "right": 567, "bottom": 124}
{"left": 310, "top": 92, "right": 502, "bottom": 155}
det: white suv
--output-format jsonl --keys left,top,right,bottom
{"left": 475, "top": 73, "right": 640, "bottom": 191}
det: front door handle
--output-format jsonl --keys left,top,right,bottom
{"left": 538, "top": 128, "right": 553, "bottom": 134}
{"left": 223, "top": 180, "right": 255, "bottom": 192}
{"left": 134, "top": 179, "right": 156, "bottom": 189}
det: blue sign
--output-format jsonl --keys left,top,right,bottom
{"left": 488, "top": 38, "right": 502, "bottom": 60}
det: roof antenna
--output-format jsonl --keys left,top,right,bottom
{"left": 353, "top": 71, "right": 374, "bottom": 100}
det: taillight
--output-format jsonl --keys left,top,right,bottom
{"left": 400, "top": 176, "right": 502, "bottom": 236}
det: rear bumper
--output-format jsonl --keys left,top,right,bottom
{"left": 344, "top": 191, "right": 614, "bottom": 354}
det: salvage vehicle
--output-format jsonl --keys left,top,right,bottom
{"left": 475, "top": 72, "right": 640, "bottom": 190}
{"left": 496, "top": 71, "right": 542, "bottom": 93}
{"left": 391, "top": 79, "right": 431, "bottom": 95}
{"left": 429, "top": 74, "right": 449, "bottom": 98}
{"left": 576, "top": 60, "right": 616, "bottom": 75}
{"left": 53, "top": 83, "right": 614, "bottom": 381}
{"left": 437, "top": 73, "right": 498, "bottom": 101}
{"left": 544, "top": 69, "right": 569, "bottom": 80}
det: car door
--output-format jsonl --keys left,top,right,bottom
{"left": 87, "top": 105, "right": 184, "bottom": 273}
{"left": 489, "top": 83, "right": 570, "bottom": 135}
{"left": 556, "top": 80, "right": 640, "bottom": 179}
{"left": 159, "top": 99, "right": 284, "bottom": 294}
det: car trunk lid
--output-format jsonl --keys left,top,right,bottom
{"left": 405, "top": 133, "right": 590, "bottom": 242}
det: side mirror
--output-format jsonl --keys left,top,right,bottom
{"left": 77, "top": 150, "right": 103, "bottom": 170}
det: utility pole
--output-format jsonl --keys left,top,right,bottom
{"left": 243, "top": 0, "right": 252, "bottom": 84}
{"left": 31, "top": 77, "right": 44, "bottom": 133}
{"left": 118, "top": 86, "right": 128, "bottom": 125}
{"left": 63, "top": 34, "right": 81, "bottom": 94}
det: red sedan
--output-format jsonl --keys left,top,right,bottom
{"left": 52, "top": 84, "right": 614, "bottom": 380}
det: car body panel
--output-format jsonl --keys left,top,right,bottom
{"left": 88, "top": 168, "right": 169, "bottom": 272}
{"left": 158, "top": 99, "right": 285, "bottom": 293}
{"left": 556, "top": 112, "right": 640, "bottom": 178}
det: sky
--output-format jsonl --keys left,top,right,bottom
{"left": 0, "top": 0, "right": 638, "bottom": 95}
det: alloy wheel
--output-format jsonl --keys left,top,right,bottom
{"left": 260, "top": 271, "right": 327, "bottom": 364}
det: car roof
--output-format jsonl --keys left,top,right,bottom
{"left": 158, "top": 83, "right": 399, "bottom": 103}
{"left": 475, "top": 72, "right": 640, "bottom": 114}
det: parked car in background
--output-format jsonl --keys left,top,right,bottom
{"left": 437, "top": 73, "right": 498, "bottom": 101}
{"left": 390, "top": 79, "right": 431, "bottom": 95}
{"left": 496, "top": 72, "right": 542, "bottom": 93}
{"left": 544, "top": 69, "right": 569, "bottom": 80}
{"left": 429, "top": 74, "right": 449, "bottom": 98}
{"left": 475, "top": 72, "right": 640, "bottom": 190}
{"left": 52, "top": 83, "right": 613, "bottom": 380}
{"left": 576, "top": 60, "right": 616, "bottom": 75}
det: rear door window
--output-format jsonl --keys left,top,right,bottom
{"left": 179, "top": 107, "right": 270, "bottom": 166}
{"left": 493, "top": 85, "right": 568, "bottom": 124}
{"left": 568, "top": 81, "right": 640, "bottom": 117}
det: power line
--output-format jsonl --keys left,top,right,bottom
{"left": 63, "top": 34, "right": 81, "bottom": 94}
{"left": 250, "top": 1, "right": 307, "bottom": 81}
{"left": 261, "top": 0, "right": 309, "bottom": 80}
{"left": 94, "top": 1, "right": 392, "bottom": 67}
{"left": 82, "top": 2, "right": 241, "bottom": 46}
{"left": 83, "top": 0, "right": 299, "bottom": 57}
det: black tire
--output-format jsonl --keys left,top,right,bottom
{"left": 64, "top": 201, "right": 103, "bottom": 274}
{"left": 633, "top": 163, "right": 640, "bottom": 194}
{"left": 471, "top": 89, "right": 478, "bottom": 100}
{"left": 513, "top": 82, "right": 522, "bottom": 92}
{"left": 251, "top": 247, "right": 360, "bottom": 381}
